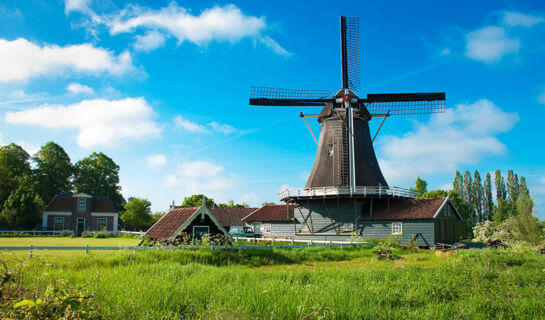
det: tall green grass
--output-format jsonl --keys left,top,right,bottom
{"left": 5, "top": 246, "right": 545, "bottom": 319}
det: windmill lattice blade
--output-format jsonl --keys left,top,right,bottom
{"left": 341, "top": 17, "right": 360, "bottom": 92}
{"left": 250, "top": 86, "right": 332, "bottom": 106}
{"left": 366, "top": 100, "right": 445, "bottom": 116}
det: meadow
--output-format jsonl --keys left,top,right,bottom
{"left": 1, "top": 237, "right": 545, "bottom": 319}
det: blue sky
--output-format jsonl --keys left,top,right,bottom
{"left": 0, "top": 0, "right": 544, "bottom": 217}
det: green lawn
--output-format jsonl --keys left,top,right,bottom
{"left": 2, "top": 240, "right": 544, "bottom": 319}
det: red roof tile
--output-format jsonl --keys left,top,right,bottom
{"left": 360, "top": 197, "right": 449, "bottom": 221}
{"left": 208, "top": 207, "right": 257, "bottom": 227}
{"left": 44, "top": 197, "right": 72, "bottom": 211}
{"left": 243, "top": 205, "right": 294, "bottom": 222}
{"left": 44, "top": 195, "right": 117, "bottom": 213}
{"left": 145, "top": 207, "right": 198, "bottom": 239}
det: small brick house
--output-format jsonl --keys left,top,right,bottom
{"left": 42, "top": 193, "right": 119, "bottom": 236}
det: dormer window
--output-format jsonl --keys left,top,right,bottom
{"left": 77, "top": 198, "right": 87, "bottom": 212}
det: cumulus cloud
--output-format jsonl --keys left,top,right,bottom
{"left": 502, "top": 11, "right": 545, "bottom": 28}
{"left": 0, "top": 38, "right": 133, "bottom": 82}
{"left": 5, "top": 97, "right": 160, "bottom": 148}
{"left": 163, "top": 160, "right": 240, "bottom": 199}
{"left": 174, "top": 115, "right": 238, "bottom": 134}
{"left": 465, "top": 26, "right": 520, "bottom": 63}
{"left": 146, "top": 154, "right": 167, "bottom": 169}
{"left": 133, "top": 30, "right": 166, "bottom": 52}
{"left": 64, "top": 0, "right": 91, "bottom": 15}
{"left": 67, "top": 2, "right": 289, "bottom": 56}
{"left": 67, "top": 82, "right": 94, "bottom": 94}
{"left": 377, "top": 99, "right": 519, "bottom": 185}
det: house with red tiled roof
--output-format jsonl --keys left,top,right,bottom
{"left": 242, "top": 204, "right": 297, "bottom": 238}
{"left": 145, "top": 203, "right": 229, "bottom": 241}
{"left": 208, "top": 206, "right": 257, "bottom": 231}
{"left": 42, "top": 193, "right": 119, "bottom": 236}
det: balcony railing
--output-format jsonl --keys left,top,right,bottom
{"left": 279, "top": 186, "right": 416, "bottom": 200}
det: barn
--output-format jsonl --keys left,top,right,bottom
{"left": 145, "top": 203, "right": 229, "bottom": 241}
{"left": 208, "top": 207, "right": 257, "bottom": 232}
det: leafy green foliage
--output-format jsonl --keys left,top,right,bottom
{"left": 261, "top": 201, "right": 276, "bottom": 206}
{"left": 421, "top": 189, "right": 448, "bottom": 199}
{"left": 121, "top": 197, "right": 153, "bottom": 231}
{"left": 1, "top": 177, "right": 44, "bottom": 230}
{"left": 493, "top": 198, "right": 510, "bottom": 222}
{"left": 217, "top": 200, "right": 249, "bottom": 208}
{"left": 0, "top": 143, "right": 31, "bottom": 209}
{"left": 412, "top": 176, "right": 428, "bottom": 198}
{"left": 32, "top": 142, "right": 74, "bottom": 204}
{"left": 181, "top": 194, "right": 214, "bottom": 207}
{"left": 73, "top": 152, "right": 125, "bottom": 211}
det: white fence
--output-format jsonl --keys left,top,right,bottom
{"left": 279, "top": 186, "right": 416, "bottom": 200}
{"left": 0, "top": 230, "right": 145, "bottom": 237}
{"left": 233, "top": 236, "right": 365, "bottom": 245}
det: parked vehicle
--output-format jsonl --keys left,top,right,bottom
{"left": 229, "top": 226, "right": 262, "bottom": 238}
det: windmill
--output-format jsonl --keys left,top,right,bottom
{"left": 250, "top": 17, "right": 445, "bottom": 199}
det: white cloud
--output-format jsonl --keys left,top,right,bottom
{"left": 67, "top": 82, "right": 94, "bottom": 95}
{"left": 538, "top": 89, "right": 545, "bottom": 105}
{"left": 5, "top": 97, "right": 160, "bottom": 148}
{"left": 465, "top": 26, "right": 520, "bottom": 63}
{"left": 174, "top": 115, "right": 239, "bottom": 134}
{"left": 0, "top": 38, "right": 133, "bottom": 82}
{"left": 64, "top": 0, "right": 91, "bottom": 15}
{"left": 146, "top": 154, "right": 167, "bottom": 169}
{"left": 502, "top": 11, "right": 545, "bottom": 28}
{"left": 163, "top": 160, "right": 240, "bottom": 199}
{"left": 208, "top": 121, "right": 236, "bottom": 134}
{"left": 17, "top": 141, "right": 40, "bottom": 155}
{"left": 70, "top": 2, "right": 289, "bottom": 56}
{"left": 174, "top": 115, "right": 207, "bottom": 133}
{"left": 377, "top": 99, "right": 519, "bottom": 185}
{"left": 239, "top": 193, "right": 260, "bottom": 207}
{"left": 133, "top": 30, "right": 166, "bottom": 52}
{"left": 0, "top": 132, "right": 3, "bottom": 144}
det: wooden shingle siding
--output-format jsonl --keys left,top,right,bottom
{"left": 359, "top": 220, "right": 435, "bottom": 247}
{"left": 269, "top": 222, "right": 295, "bottom": 237}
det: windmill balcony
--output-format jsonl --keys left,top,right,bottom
{"left": 279, "top": 186, "right": 416, "bottom": 201}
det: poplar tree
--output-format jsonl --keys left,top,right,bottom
{"left": 506, "top": 170, "right": 517, "bottom": 204}
{"left": 494, "top": 170, "right": 506, "bottom": 201}
{"left": 472, "top": 170, "right": 483, "bottom": 223}
{"left": 483, "top": 173, "right": 493, "bottom": 221}
{"left": 463, "top": 170, "right": 475, "bottom": 226}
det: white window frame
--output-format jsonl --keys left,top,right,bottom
{"left": 54, "top": 217, "right": 64, "bottom": 231}
{"left": 77, "top": 198, "right": 87, "bottom": 212}
{"left": 261, "top": 223, "right": 272, "bottom": 234}
{"left": 342, "top": 223, "right": 354, "bottom": 232}
{"left": 392, "top": 222, "right": 403, "bottom": 235}
{"left": 97, "top": 218, "right": 108, "bottom": 231}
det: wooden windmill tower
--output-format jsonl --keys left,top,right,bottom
{"left": 249, "top": 17, "right": 446, "bottom": 238}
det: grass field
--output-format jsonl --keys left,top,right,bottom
{"left": 2, "top": 237, "right": 545, "bottom": 319}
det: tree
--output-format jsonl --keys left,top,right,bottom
{"left": 448, "top": 190, "right": 472, "bottom": 239}
{"left": 73, "top": 152, "right": 125, "bottom": 211}
{"left": 483, "top": 173, "right": 493, "bottom": 221}
{"left": 463, "top": 171, "right": 475, "bottom": 226}
{"left": 506, "top": 170, "right": 517, "bottom": 204}
{"left": 492, "top": 198, "right": 510, "bottom": 222}
{"left": 1, "top": 176, "right": 44, "bottom": 229}
{"left": 494, "top": 170, "right": 506, "bottom": 201}
{"left": 473, "top": 171, "right": 483, "bottom": 223}
{"left": 121, "top": 197, "right": 153, "bottom": 231}
{"left": 453, "top": 171, "right": 464, "bottom": 196}
{"left": 0, "top": 143, "right": 31, "bottom": 207}
{"left": 421, "top": 190, "right": 448, "bottom": 199}
{"left": 413, "top": 177, "right": 428, "bottom": 198}
{"left": 32, "top": 142, "right": 74, "bottom": 204}
{"left": 217, "top": 200, "right": 249, "bottom": 208}
{"left": 261, "top": 202, "right": 276, "bottom": 206}
{"left": 181, "top": 194, "right": 215, "bottom": 207}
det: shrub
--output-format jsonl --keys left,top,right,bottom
{"left": 93, "top": 232, "right": 107, "bottom": 239}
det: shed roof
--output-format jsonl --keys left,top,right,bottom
{"left": 208, "top": 207, "right": 257, "bottom": 227}
{"left": 243, "top": 204, "right": 294, "bottom": 222}
{"left": 44, "top": 194, "right": 117, "bottom": 213}
{"left": 145, "top": 207, "right": 199, "bottom": 239}
{"left": 359, "top": 197, "right": 459, "bottom": 221}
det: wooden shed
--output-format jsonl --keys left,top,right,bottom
{"left": 145, "top": 204, "right": 229, "bottom": 241}
{"left": 242, "top": 204, "right": 296, "bottom": 238}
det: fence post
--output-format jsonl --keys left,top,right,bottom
{"left": 85, "top": 245, "right": 89, "bottom": 255}
{"left": 29, "top": 245, "right": 33, "bottom": 259}
{"left": 291, "top": 239, "right": 294, "bottom": 246}
{"left": 133, "top": 246, "right": 136, "bottom": 255}
{"left": 211, "top": 245, "right": 215, "bottom": 252}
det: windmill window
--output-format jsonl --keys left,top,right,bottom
{"left": 392, "top": 222, "right": 402, "bottom": 235}
{"left": 54, "top": 217, "right": 64, "bottom": 231}
{"left": 343, "top": 223, "right": 354, "bottom": 232}
{"left": 328, "top": 145, "right": 334, "bottom": 156}
{"left": 97, "top": 218, "right": 108, "bottom": 231}
{"left": 260, "top": 224, "right": 272, "bottom": 233}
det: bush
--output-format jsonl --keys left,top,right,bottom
{"left": 93, "top": 232, "right": 107, "bottom": 239}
